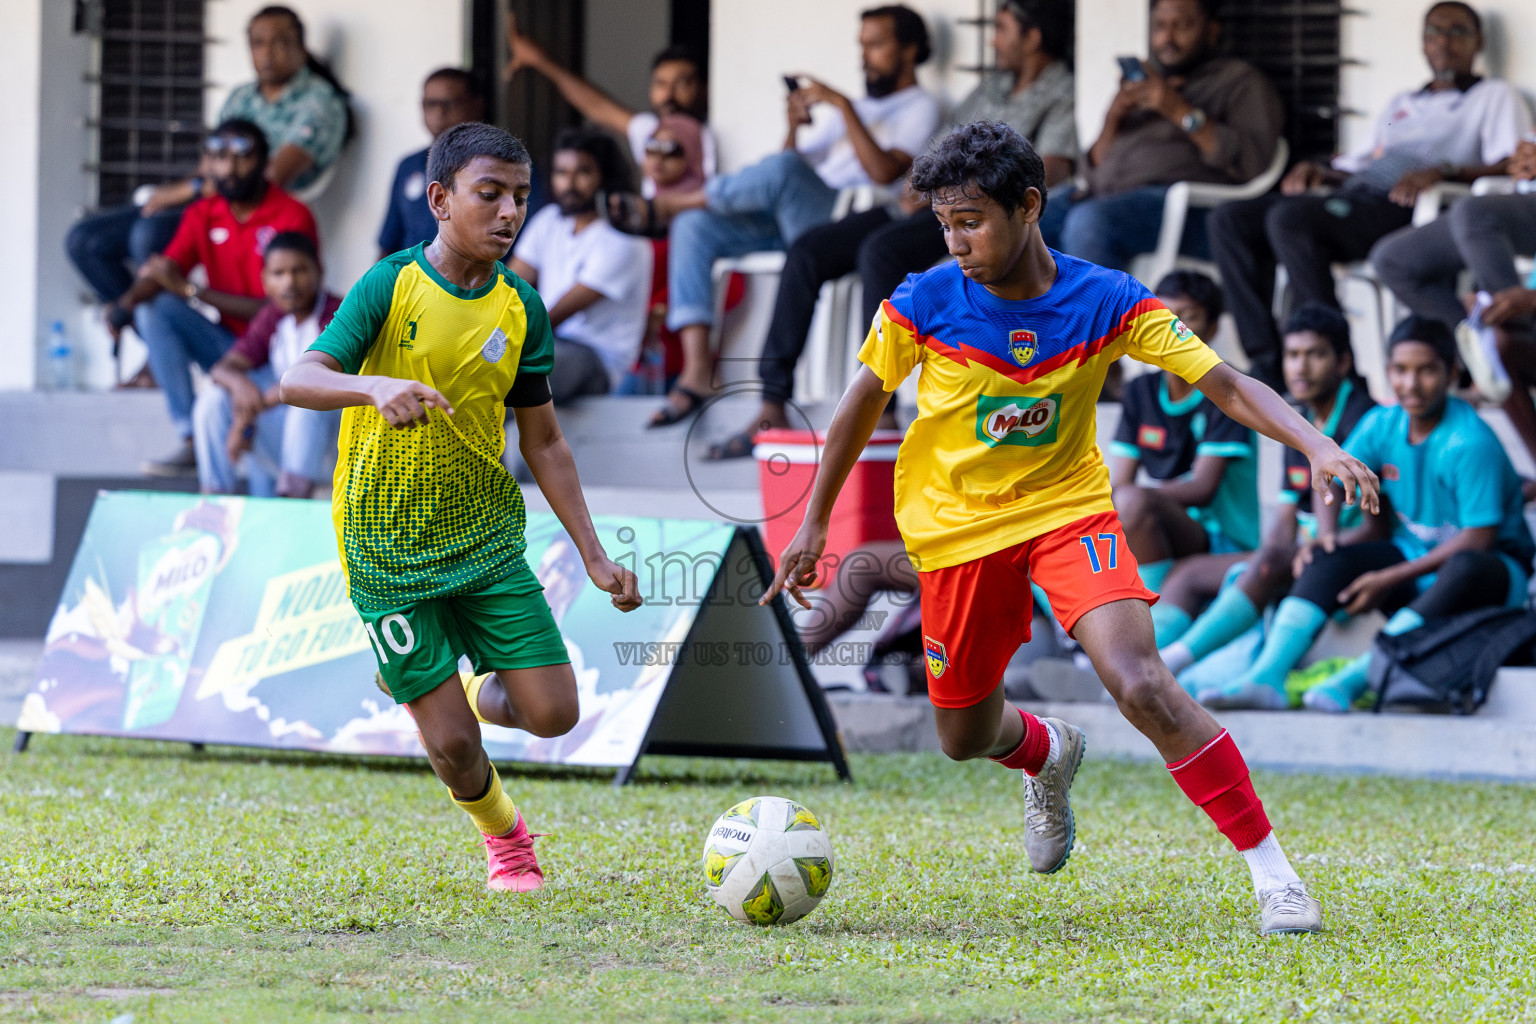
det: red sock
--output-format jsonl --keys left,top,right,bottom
{"left": 1166, "top": 730, "right": 1272, "bottom": 850}
{"left": 990, "top": 707, "right": 1050, "bottom": 774}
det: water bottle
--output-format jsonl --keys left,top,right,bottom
{"left": 46, "top": 320, "right": 73, "bottom": 391}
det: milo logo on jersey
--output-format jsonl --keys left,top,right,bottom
{"left": 976, "top": 393, "right": 1062, "bottom": 447}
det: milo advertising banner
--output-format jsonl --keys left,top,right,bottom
{"left": 17, "top": 491, "right": 849, "bottom": 782}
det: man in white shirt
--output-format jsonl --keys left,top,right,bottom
{"left": 510, "top": 128, "right": 653, "bottom": 404}
{"left": 192, "top": 232, "right": 341, "bottom": 497}
{"left": 634, "top": 4, "right": 942, "bottom": 426}
{"left": 1208, "top": 0, "right": 1529, "bottom": 389}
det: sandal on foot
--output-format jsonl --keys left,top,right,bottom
{"left": 648, "top": 387, "right": 706, "bottom": 428}
{"left": 705, "top": 429, "right": 759, "bottom": 461}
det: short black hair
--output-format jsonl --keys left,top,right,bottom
{"left": 263, "top": 230, "right": 319, "bottom": 267}
{"left": 1282, "top": 303, "right": 1352, "bottom": 360}
{"left": 1427, "top": 1, "right": 1481, "bottom": 34}
{"left": 1154, "top": 270, "right": 1224, "bottom": 320}
{"left": 651, "top": 43, "right": 704, "bottom": 73}
{"left": 909, "top": 120, "right": 1045, "bottom": 217}
{"left": 427, "top": 122, "right": 531, "bottom": 191}
{"left": 210, "top": 117, "right": 270, "bottom": 169}
{"left": 424, "top": 66, "right": 483, "bottom": 100}
{"left": 1149, "top": 0, "right": 1221, "bottom": 19}
{"left": 1388, "top": 315, "right": 1457, "bottom": 369}
{"left": 553, "top": 126, "right": 636, "bottom": 195}
{"left": 1002, "top": 0, "right": 1074, "bottom": 63}
{"left": 249, "top": 4, "right": 305, "bottom": 42}
{"left": 862, "top": 5, "right": 932, "bottom": 66}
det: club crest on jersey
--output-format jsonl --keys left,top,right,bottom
{"left": 1171, "top": 318, "right": 1194, "bottom": 342}
{"left": 1381, "top": 463, "right": 1400, "bottom": 481}
{"left": 1008, "top": 328, "right": 1038, "bottom": 366}
{"left": 976, "top": 393, "right": 1062, "bottom": 447}
{"left": 1288, "top": 466, "right": 1311, "bottom": 490}
{"left": 923, "top": 636, "right": 949, "bottom": 679}
{"left": 481, "top": 327, "right": 508, "bottom": 363}
{"left": 1137, "top": 424, "right": 1167, "bottom": 450}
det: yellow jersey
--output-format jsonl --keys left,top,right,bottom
{"left": 858, "top": 253, "right": 1222, "bottom": 571}
{"left": 309, "top": 244, "right": 555, "bottom": 612}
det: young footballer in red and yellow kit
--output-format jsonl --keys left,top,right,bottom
{"left": 762, "top": 122, "right": 1380, "bottom": 936}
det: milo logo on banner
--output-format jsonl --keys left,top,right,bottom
{"left": 976, "top": 393, "right": 1063, "bottom": 447}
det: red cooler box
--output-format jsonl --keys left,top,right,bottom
{"left": 755, "top": 428, "right": 904, "bottom": 589}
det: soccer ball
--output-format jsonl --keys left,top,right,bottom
{"left": 701, "top": 795, "right": 835, "bottom": 926}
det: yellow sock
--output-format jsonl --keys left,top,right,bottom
{"left": 461, "top": 671, "right": 492, "bottom": 725}
{"left": 452, "top": 766, "right": 519, "bottom": 837}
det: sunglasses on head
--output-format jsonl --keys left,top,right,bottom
{"left": 645, "top": 138, "right": 684, "bottom": 158}
{"left": 204, "top": 135, "right": 258, "bottom": 157}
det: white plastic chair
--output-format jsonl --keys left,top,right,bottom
{"left": 1128, "top": 139, "right": 1290, "bottom": 289}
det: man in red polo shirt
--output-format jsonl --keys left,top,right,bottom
{"left": 114, "top": 118, "right": 318, "bottom": 475}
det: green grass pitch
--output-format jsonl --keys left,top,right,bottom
{"left": 3, "top": 726, "right": 1535, "bottom": 1023}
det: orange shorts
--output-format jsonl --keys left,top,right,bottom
{"left": 916, "top": 511, "right": 1157, "bottom": 709}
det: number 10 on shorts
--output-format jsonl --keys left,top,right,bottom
{"left": 365, "top": 613, "right": 417, "bottom": 662}
{"left": 1078, "top": 532, "right": 1118, "bottom": 574}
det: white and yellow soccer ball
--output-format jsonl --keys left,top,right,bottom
{"left": 701, "top": 795, "right": 835, "bottom": 926}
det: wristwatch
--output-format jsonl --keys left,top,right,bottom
{"left": 1180, "top": 107, "right": 1207, "bottom": 133}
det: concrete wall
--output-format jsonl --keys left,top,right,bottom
{"left": 204, "top": 1, "right": 468, "bottom": 301}
{"left": 1, "top": 0, "right": 43, "bottom": 392}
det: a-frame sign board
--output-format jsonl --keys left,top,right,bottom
{"left": 15, "top": 493, "right": 850, "bottom": 786}
{"left": 613, "top": 527, "right": 851, "bottom": 786}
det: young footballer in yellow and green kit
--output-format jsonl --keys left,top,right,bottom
{"left": 282, "top": 123, "right": 641, "bottom": 892}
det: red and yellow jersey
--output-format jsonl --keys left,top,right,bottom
{"left": 858, "top": 253, "right": 1222, "bottom": 571}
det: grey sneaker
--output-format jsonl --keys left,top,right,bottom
{"left": 1023, "top": 718, "right": 1086, "bottom": 874}
{"left": 142, "top": 439, "right": 197, "bottom": 478}
{"left": 1456, "top": 315, "right": 1512, "bottom": 404}
{"left": 1260, "top": 882, "right": 1323, "bottom": 935}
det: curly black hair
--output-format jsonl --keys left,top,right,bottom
{"left": 908, "top": 120, "right": 1045, "bottom": 216}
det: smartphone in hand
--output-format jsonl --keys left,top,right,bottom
{"left": 1117, "top": 56, "right": 1147, "bottom": 82}
{"left": 783, "top": 74, "right": 801, "bottom": 94}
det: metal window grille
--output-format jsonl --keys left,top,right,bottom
{"left": 88, "top": 0, "right": 207, "bottom": 208}
{"left": 1217, "top": 1, "right": 1350, "bottom": 160}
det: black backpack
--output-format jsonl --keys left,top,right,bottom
{"left": 1366, "top": 605, "right": 1536, "bottom": 714}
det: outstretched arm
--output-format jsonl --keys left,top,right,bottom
{"left": 1194, "top": 363, "right": 1379, "bottom": 515}
{"left": 505, "top": 17, "right": 633, "bottom": 136}
{"left": 760, "top": 366, "right": 891, "bottom": 608}
{"left": 280, "top": 350, "right": 453, "bottom": 426}
{"left": 514, "top": 401, "right": 640, "bottom": 611}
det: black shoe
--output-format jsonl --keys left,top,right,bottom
{"left": 142, "top": 439, "right": 197, "bottom": 477}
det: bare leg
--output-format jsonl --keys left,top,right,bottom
{"left": 473, "top": 663, "right": 580, "bottom": 739}
{"left": 931, "top": 681, "right": 1025, "bottom": 761}
{"left": 1072, "top": 598, "right": 1220, "bottom": 761}
{"left": 408, "top": 671, "right": 491, "bottom": 798}
{"left": 798, "top": 540, "right": 913, "bottom": 656}
{"left": 1160, "top": 551, "right": 1247, "bottom": 614}
{"left": 651, "top": 323, "right": 717, "bottom": 425}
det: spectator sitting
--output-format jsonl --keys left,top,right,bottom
{"left": 1039, "top": 0, "right": 1281, "bottom": 275}
{"left": 704, "top": 0, "right": 1079, "bottom": 460}
{"left": 378, "top": 68, "right": 486, "bottom": 259}
{"left": 611, "top": 4, "right": 942, "bottom": 427}
{"left": 509, "top": 128, "right": 653, "bottom": 404}
{"left": 1159, "top": 305, "right": 1376, "bottom": 677}
{"left": 1201, "top": 316, "right": 1535, "bottom": 712}
{"left": 68, "top": 3, "right": 348, "bottom": 368}
{"left": 1209, "top": 1, "right": 1530, "bottom": 390}
{"left": 505, "top": 15, "right": 715, "bottom": 194}
{"left": 1109, "top": 272, "right": 1258, "bottom": 644}
{"left": 113, "top": 120, "right": 319, "bottom": 477}
{"left": 642, "top": 115, "right": 708, "bottom": 196}
{"left": 1470, "top": 263, "right": 1536, "bottom": 473}
{"left": 193, "top": 232, "right": 341, "bottom": 498}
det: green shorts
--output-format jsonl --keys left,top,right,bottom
{"left": 359, "top": 562, "right": 569, "bottom": 704}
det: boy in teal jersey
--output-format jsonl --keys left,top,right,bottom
{"left": 1110, "top": 272, "right": 1258, "bottom": 645}
{"left": 1159, "top": 305, "right": 1376, "bottom": 676}
{"left": 1203, "top": 316, "right": 1535, "bottom": 711}
{"left": 282, "top": 123, "right": 641, "bottom": 892}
